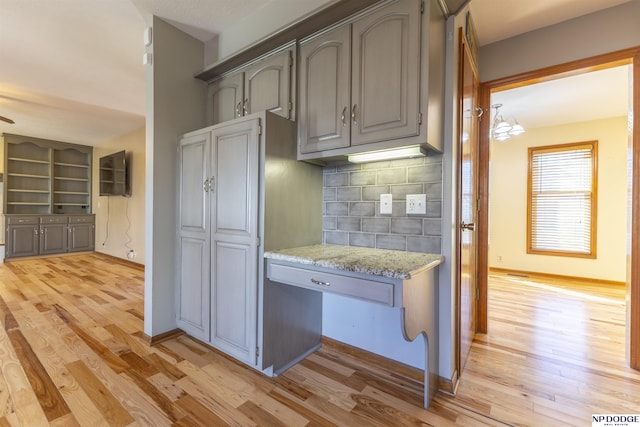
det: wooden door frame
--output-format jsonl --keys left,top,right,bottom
{"left": 477, "top": 47, "right": 640, "bottom": 368}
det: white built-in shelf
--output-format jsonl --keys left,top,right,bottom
{"left": 7, "top": 202, "right": 51, "bottom": 206}
{"left": 54, "top": 162, "right": 89, "bottom": 168}
{"left": 8, "top": 189, "right": 49, "bottom": 193}
{"left": 8, "top": 173, "right": 50, "bottom": 179}
{"left": 54, "top": 191, "right": 89, "bottom": 195}
{"left": 8, "top": 157, "right": 50, "bottom": 164}
{"left": 54, "top": 177, "right": 89, "bottom": 182}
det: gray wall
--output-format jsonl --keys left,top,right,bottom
{"left": 478, "top": 0, "right": 640, "bottom": 82}
{"left": 322, "top": 156, "right": 443, "bottom": 253}
{"left": 144, "top": 16, "right": 206, "bottom": 338}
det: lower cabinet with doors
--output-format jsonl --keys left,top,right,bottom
{"left": 176, "top": 111, "right": 323, "bottom": 372}
{"left": 5, "top": 214, "right": 95, "bottom": 259}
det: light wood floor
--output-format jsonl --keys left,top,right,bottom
{"left": 0, "top": 254, "right": 637, "bottom": 426}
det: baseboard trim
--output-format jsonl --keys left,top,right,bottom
{"left": 141, "top": 328, "right": 184, "bottom": 346}
{"left": 93, "top": 252, "right": 144, "bottom": 271}
{"left": 321, "top": 336, "right": 424, "bottom": 382}
{"left": 438, "top": 369, "right": 459, "bottom": 396}
{"left": 489, "top": 267, "right": 625, "bottom": 287}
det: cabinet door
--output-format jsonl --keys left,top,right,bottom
{"left": 177, "top": 131, "right": 211, "bottom": 341}
{"left": 207, "top": 73, "right": 244, "bottom": 126}
{"left": 244, "top": 49, "right": 293, "bottom": 120}
{"left": 40, "top": 223, "right": 68, "bottom": 254}
{"left": 68, "top": 224, "right": 94, "bottom": 252}
{"left": 210, "top": 118, "right": 260, "bottom": 365}
{"left": 298, "top": 25, "right": 351, "bottom": 154}
{"left": 6, "top": 225, "right": 39, "bottom": 258}
{"left": 350, "top": 0, "right": 421, "bottom": 146}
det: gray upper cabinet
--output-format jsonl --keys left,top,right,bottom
{"left": 206, "top": 46, "right": 295, "bottom": 126}
{"left": 350, "top": 0, "right": 421, "bottom": 146}
{"left": 207, "top": 74, "right": 244, "bottom": 126}
{"left": 298, "top": 0, "right": 439, "bottom": 160}
{"left": 298, "top": 25, "right": 351, "bottom": 153}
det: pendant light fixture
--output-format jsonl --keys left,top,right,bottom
{"left": 491, "top": 104, "right": 525, "bottom": 141}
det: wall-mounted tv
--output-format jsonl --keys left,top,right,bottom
{"left": 99, "top": 150, "right": 131, "bottom": 196}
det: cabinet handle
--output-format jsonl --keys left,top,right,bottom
{"left": 209, "top": 177, "right": 215, "bottom": 193}
{"left": 203, "top": 178, "right": 210, "bottom": 192}
{"left": 351, "top": 104, "right": 357, "bottom": 125}
{"left": 341, "top": 106, "right": 347, "bottom": 126}
{"left": 236, "top": 101, "right": 242, "bottom": 118}
{"left": 34, "top": 228, "right": 39, "bottom": 236}
{"left": 310, "top": 278, "right": 330, "bottom": 287}
{"left": 243, "top": 99, "right": 249, "bottom": 116}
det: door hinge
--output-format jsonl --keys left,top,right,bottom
{"left": 257, "top": 237, "right": 261, "bottom": 247}
{"left": 418, "top": 112, "right": 423, "bottom": 125}
{"left": 258, "top": 125, "right": 262, "bottom": 135}
{"left": 256, "top": 346, "right": 260, "bottom": 357}
{"left": 288, "top": 52, "right": 293, "bottom": 67}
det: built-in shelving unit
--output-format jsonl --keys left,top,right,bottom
{"left": 4, "top": 134, "right": 92, "bottom": 215}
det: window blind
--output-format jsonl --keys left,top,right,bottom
{"left": 528, "top": 142, "right": 597, "bottom": 257}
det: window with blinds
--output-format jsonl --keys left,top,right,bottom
{"left": 527, "top": 141, "right": 598, "bottom": 258}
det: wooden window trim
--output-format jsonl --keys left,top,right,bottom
{"left": 526, "top": 140, "right": 598, "bottom": 258}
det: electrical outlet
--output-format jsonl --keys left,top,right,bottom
{"left": 380, "top": 194, "right": 392, "bottom": 214}
{"left": 406, "top": 194, "right": 426, "bottom": 215}
{"left": 127, "top": 250, "right": 136, "bottom": 260}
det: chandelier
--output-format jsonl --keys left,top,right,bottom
{"left": 491, "top": 104, "right": 525, "bottom": 141}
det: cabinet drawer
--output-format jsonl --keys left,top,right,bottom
{"left": 40, "top": 215, "right": 68, "bottom": 224}
{"left": 6, "top": 216, "right": 39, "bottom": 225}
{"left": 268, "top": 263, "right": 394, "bottom": 306}
{"left": 68, "top": 215, "right": 94, "bottom": 224}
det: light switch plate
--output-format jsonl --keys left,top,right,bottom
{"left": 380, "top": 194, "right": 392, "bottom": 214}
{"left": 406, "top": 194, "right": 426, "bottom": 215}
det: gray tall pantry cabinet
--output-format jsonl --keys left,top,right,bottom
{"left": 177, "top": 111, "right": 323, "bottom": 373}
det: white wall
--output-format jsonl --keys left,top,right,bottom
{"left": 489, "top": 117, "right": 628, "bottom": 282}
{"left": 144, "top": 16, "right": 206, "bottom": 338}
{"left": 93, "top": 127, "right": 145, "bottom": 263}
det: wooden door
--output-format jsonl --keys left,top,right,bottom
{"left": 207, "top": 73, "right": 244, "bottom": 126}
{"left": 458, "top": 35, "right": 479, "bottom": 372}
{"left": 244, "top": 49, "right": 292, "bottom": 120}
{"left": 210, "top": 117, "right": 260, "bottom": 366}
{"left": 350, "top": 0, "right": 421, "bottom": 146}
{"left": 298, "top": 25, "right": 351, "bottom": 154}
{"left": 176, "top": 131, "right": 211, "bottom": 341}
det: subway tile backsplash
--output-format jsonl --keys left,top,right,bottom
{"left": 323, "top": 155, "right": 443, "bottom": 254}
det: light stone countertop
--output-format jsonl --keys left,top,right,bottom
{"left": 264, "top": 244, "right": 444, "bottom": 279}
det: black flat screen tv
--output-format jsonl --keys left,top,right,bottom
{"left": 99, "top": 150, "right": 130, "bottom": 196}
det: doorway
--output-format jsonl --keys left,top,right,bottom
{"left": 477, "top": 47, "right": 640, "bottom": 368}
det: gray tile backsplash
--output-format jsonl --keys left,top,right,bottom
{"left": 323, "top": 155, "right": 442, "bottom": 254}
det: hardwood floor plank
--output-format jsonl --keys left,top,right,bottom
{"left": 66, "top": 360, "right": 135, "bottom": 426}
{"left": 0, "top": 255, "right": 638, "bottom": 426}
{"left": 6, "top": 328, "right": 71, "bottom": 421}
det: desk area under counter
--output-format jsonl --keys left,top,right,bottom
{"left": 263, "top": 244, "right": 443, "bottom": 408}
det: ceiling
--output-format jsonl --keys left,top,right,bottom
{"left": 0, "top": 0, "right": 634, "bottom": 146}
